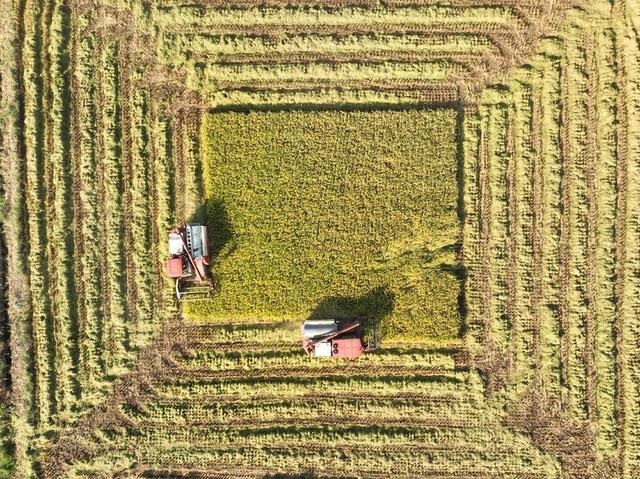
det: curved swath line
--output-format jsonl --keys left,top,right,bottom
{"left": 480, "top": 30, "right": 522, "bottom": 63}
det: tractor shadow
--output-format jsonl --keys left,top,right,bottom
{"left": 309, "top": 285, "right": 395, "bottom": 341}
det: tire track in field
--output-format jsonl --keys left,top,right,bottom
{"left": 583, "top": 31, "right": 599, "bottom": 421}
{"left": 39, "top": 0, "right": 59, "bottom": 422}
{"left": 140, "top": 470, "right": 515, "bottom": 479}
{"left": 558, "top": 56, "right": 571, "bottom": 401}
{"left": 43, "top": 0, "right": 78, "bottom": 414}
{"left": 152, "top": 0, "right": 551, "bottom": 9}
{"left": 149, "top": 101, "right": 162, "bottom": 319}
{"left": 180, "top": 23, "right": 523, "bottom": 44}
{"left": 69, "top": 7, "right": 89, "bottom": 390}
{"left": 168, "top": 364, "right": 460, "bottom": 382}
{"left": 94, "top": 35, "right": 113, "bottom": 375}
{"left": 613, "top": 19, "right": 630, "bottom": 477}
{"left": 119, "top": 43, "right": 137, "bottom": 345}
{"left": 172, "top": 112, "right": 186, "bottom": 225}
{"left": 182, "top": 340, "right": 300, "bottom": 352}
{"left": 182, "top": 109, "right": 204, "bottom": 222}
{"left": 215, "top": 77, "right": 453, "bottom": 89}
{"left": 530, "top": 80, "right": 543, "bottom": 377}
{"left": 504, "top": 107, "right": 518, "bottom": 375}
{"left": 150, "top": 390, "right": 466, "bottom": 406}
{"left": 477, "top": 110, "right": 492, "bottom": 342}
{"left": 195, "top": 49, "right": 493, "bottom": 66}
{"left": 120, "top": 440, "right": 526, "bottom": 458}
{"left": 134, "top": 415, "right": 481, "bottom": 429}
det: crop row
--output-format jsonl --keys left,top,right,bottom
{"left": 98, "top": 39, "right": 130, "bottom": 374}
{"left": 615, "top": 4, "right": 640, "bottom": 476}
{"left": 23, "top": 0, "right": 54, "bottom": 428}
{"left": 155, "top": 370, "right": 482, "bottom": 401}
{"left": 206, "top": 84, "right": 459, "bottom": 106}
{"left": 150, "top": 5, "right": 520, "bottom": 30}
{"left": 158, "top": 32, "right": 495, "bottom": 66}
{"left": 46, "top": 0, "right": 76, "bottom": 417}
{"left": 189, "top": 58, "right": 458, "bottom": 82}
{"left": 464, "top": 3, "right": 640, "bottom": 474}
{"left": 116, "top": 444, "right": 559, "bottom": 477}
{"left": 151, "top": 114, "right": 178, "bottom": 321}
{"left": 108, "top": 0, "right": 552, "bottom": 107}
{"left": 132, "top": 397, "right": 484, "bottom": 425}
{"left": 561, "top": 31, "right": 591, "bottom": 422}
{"left": 1, "top": 0, "right": 36, "bottom": 471}
{"left": 177, "top": 321, "right": 301, "bottom": 343}
{"left": 15, "top": 0, "right": 181, "bottom": 437}
{"left": 74, "top": 15, "right": 102, "bottom": 389}
{"left": 128, "top": 423, "right": 532, "bottom": 451}
{"left": 176, "top": 347, "right": 459, "bottom": 370}
{"left": 590, "top": 26, "right": 621, "bottom": 456}
{"left": 151, "top": 0, "right": 544, "bottom": 9}
{"left": 127, "top": 67, "right": 156, "bottom": 346}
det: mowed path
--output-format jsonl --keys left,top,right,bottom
{"left": 42, "top": 320, "right": 561, "bottom": 478}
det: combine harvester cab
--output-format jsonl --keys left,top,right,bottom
{"left": 302, "top": 319, "right": 377, "bottom": 358}
{"left": 166, "top": 224, "right": 214, "bottom": 301}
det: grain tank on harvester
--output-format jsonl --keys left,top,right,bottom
{"left": 165, "top": 224, "right": 214, "bottom": 301}
{"left": 302, "top": 319, "right": 378, "bottom": 358}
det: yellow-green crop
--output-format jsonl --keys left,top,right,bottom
{"left": 187, "top": 109, "right": 461, "bottom": 341}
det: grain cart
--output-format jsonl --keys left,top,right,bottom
{"left": 166, "top": 224, "right": 214, "bottom": 301}
{"left": 302, "top": 319, "right": 378, "bottom": 358}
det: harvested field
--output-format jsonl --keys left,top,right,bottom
{"left": 0, "top": 0, "right": 639, "bottom": 478}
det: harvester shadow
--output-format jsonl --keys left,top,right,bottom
{"left": 203, "top": 197, "right": 237, "bottom": 262}
{"left": 182, "top": 198, "right": 236, "bottom": 295}
{"left": 309, "top": 285, "right": 395, "bottom": 341}
{"left": 184, "top": 197, "right": 236, "bottom": 264}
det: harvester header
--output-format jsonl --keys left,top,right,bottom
{"left": 302, "top": 319, "right": 377, "bottom": 358}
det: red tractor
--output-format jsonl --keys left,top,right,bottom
{"left": 302, "top": 319, "right": 377, "bottom": 358}
{"left": 166, "top": 224, "right": 214, "bottom": 301}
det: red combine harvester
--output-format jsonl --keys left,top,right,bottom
{"left": 302, "top": 319, "right": 377, "bottom": 358}
{"left": 166, "top": 224, "right": 214, "bottom": 301}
